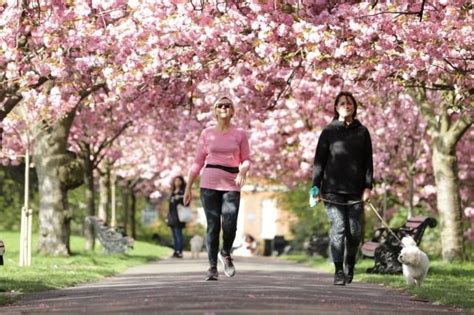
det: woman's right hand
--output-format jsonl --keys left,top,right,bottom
{"left": 183, "top": 187, "right": 192, "bottom": 206}
{"left": 310, "top": 186, "right": 321, "bottom": 201}
{"left": 315, "top": 194, "right": 321, "bottom": 202}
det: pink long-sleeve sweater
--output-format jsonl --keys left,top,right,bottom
{"left": 189, "top": 124, "right": 251, "bottom": 192}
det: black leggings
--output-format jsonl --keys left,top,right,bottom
{"left": 200, "top": 188, "right": 240, "bottom": 267}
{"left": 324, "top": 193, "right": 363, "bottom": 264}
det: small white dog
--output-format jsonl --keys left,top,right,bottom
{"left": 190, "top": 235, "right": 204, "bottom": 259}
{"left": 398, "top": 236, "right": 430, "bottom": 287}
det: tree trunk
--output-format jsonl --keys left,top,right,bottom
{"left": 83, "top": 151, "right": 96, "bottom": 251}
{"left": 382, "top": 181, "right": 387, "bottom": 222}
{"left": 98, "top": 162, "right": 110, "bottom": 223}
{"left": 130, "top": 188, "right": 137, "bottom": 239}
{"left": 33, "top": 115, "right": 79, "bottom": 256}
{"left": 33, "top": 84, "right": 102, "bottom": 255}
{"left": 63, "top": 187, "right": 72, "bottom": 253}
{"left": 407, "top": 166, "right": 414, "bottom": 219}
{"left": 122, "top": 182, "right": 130, "bottom": 236}
{"left": 409, "top": 89, "right": 471, "bottom": 262}
{"left": 432, "top": 143, "right": 464, "bottom": 261}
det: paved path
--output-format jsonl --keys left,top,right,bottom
{"left": 1, "top": 253, "right": 469, "bottom": 314}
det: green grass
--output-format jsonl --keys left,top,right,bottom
{"left": 0, "top": 231, "right": 172, "bottom": 305}
{"left": 283, "top": 254, "right": 474, "bottom": 312}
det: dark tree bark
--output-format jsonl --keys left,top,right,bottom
{"left": 83, "top": 144, "right": 96, "bottom": 251}
{"left": 98, "top": 161, "right": 111, "bottom": 223}
{"left": 122, "top": 181, "right": 130, "bottom": 236}
{"left": 130, "top": 187, "right": 137, "bottom": 239}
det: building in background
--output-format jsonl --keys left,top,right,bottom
{"left": 236, "top": 184, "right": 295, "bottom": 255}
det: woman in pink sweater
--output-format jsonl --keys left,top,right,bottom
{"left": 184, "top": 96, "right": 251, "bottom": 281}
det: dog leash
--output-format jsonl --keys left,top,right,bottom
{"left": 366, "top": 200, "right": 403, "bottom": 245}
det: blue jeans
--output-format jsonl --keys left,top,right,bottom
{"left": 324, "top": 193, "right": 363, "bottom": 264}
{"left": 200, "top": 188, "right": 240, "bottom": 267}
{"left": 171, "top": 227, "right": 184, "bottom": 253}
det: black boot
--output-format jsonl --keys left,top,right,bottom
{"left": 345, "top": 257, "right": 356, "bottom": 284}
{"left": 346, "top": 266, "right": 354, "bottom": 284}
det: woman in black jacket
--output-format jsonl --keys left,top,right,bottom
{"left": 312, "top": 91, "right": 373, "bottom": 286}
{"left": 167, "top": 175, "right": 186, "bottom": 258}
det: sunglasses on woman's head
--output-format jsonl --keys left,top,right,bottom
{"left": 216, "top": 103, "right": 232, "bottom": 109}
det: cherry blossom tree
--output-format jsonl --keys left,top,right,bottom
{"left": 1, "top": 0, "right": 471, "bottom": 260}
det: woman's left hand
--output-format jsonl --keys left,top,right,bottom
{"left": 235, "top": 171, "right": 247, "bottom": 187}
{"left": 362, "top": 188, "right": 371, "bottom": 202}
{"left": 235, "top": 162, "right": 249, "bottom": 187}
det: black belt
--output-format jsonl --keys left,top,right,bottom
{"left": 205, "top": 164, "right": 239, "bottom": 174}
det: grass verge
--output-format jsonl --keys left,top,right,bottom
{"left": 0, "top": 230, "right": 172, "bottom": 306}
{"left": 283, "top": 254, "right": 474, "bottom": 312}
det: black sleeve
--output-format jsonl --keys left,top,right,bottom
{"left": 174, "top": 190, "right": 185, "bottom": 206}
{"left": 168, "top": 194, "right": 175, "bottom": 212}
{"left": 176, "top": 194, "right": 184, "bottom": 206}
{"left": 364, "top": 129, "right": 374, "bottom": 190}
{"left": 312, "top": 129, "right": 329, "bottom": 189}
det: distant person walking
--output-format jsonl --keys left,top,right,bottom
{"left": 311, "top": 91, "right": 373, "bottom": 285}
{"left": 184, "top": 95, "right": 251, "bottom": 281}
{"left": 167, "top": 175, "right": 186, "bottom": 258}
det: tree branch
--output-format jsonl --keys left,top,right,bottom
{"left": 0, "top": 95, "right": 22, "bottom": 121}
{"left": 78, "top": 82, "right": 107, "bottom": 104}
{"left": 440, "top": 97, "right": 450, "bottom": 134}
{"left": 404, "top": 83, "right": 455, "bottom": 91}
{"left": 0, "top": 76, "right": 50, "bottom": 120}
{"left": 355, "top": 0, "right": 427, "bottom": 20}
{"left": 447, "top": 112, "right": 473, "bottom": 148}
{"left": 93, "top": 121, "right": 133, "bottom": 169}
{"left": 355, "top": 10, "right": 420, "bottom": 19}
{"left": 419, "top": 0, "right": 426, "bottom": 21}
{"left": 267, "top": 59, "right": 302, "bottom": 110}
{"left": 407, "top": 87, "right": 439, "bottom": 133}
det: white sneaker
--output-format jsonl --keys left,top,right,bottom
{"left": 218, "top": 251, "right": 236, "bottom": 277}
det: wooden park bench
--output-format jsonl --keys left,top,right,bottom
{"left": 85, "top": 216, "right": 134, "bottom": 254}
{"left": 361, "top": 216, "right": 437, "bottom": 274}
{"left": 305, "top": 234, "right": 330, "bottom": 258}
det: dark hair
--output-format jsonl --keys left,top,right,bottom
{"left": 171, "top": 175, "right": 186, "bottom": 192}
{"left": 245, "top": 234, "right": 255, "bottom": 242}
{"left": 334, "top": 91, "right": 357, "bottom": 119}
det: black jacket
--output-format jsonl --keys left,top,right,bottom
{"left": 167, "top": 190, "right": 185, "bottom": 228}
{"left": 312, "top": 119, "right": 373, "bottom": 195}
